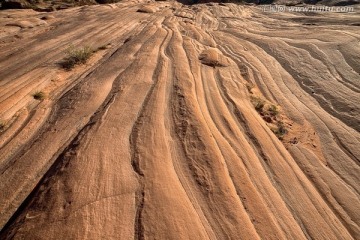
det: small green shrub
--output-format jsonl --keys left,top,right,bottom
{"left": 269, "top": 105, "right": 279, "bottom": 116}
{"left": 251, "top": 96, "right": 265, "bottom": 113}
{"left": 61, "top": 46, "right": 93, "bottom": 70}
{"left": 32, "top": 91, "right": 45, "bottom": 100}
{"left": 272, "top": 121, "right": 287, "bottom": 140}
{"left": 255, "top": 102, "right": 264, "bottom": 112}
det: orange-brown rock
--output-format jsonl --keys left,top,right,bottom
{"left": 0, "top": 1, "right": 359, "bottom": 239}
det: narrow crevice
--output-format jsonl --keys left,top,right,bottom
{"left": 128, "top": 24, "right": 171, "bottom": 240}
{"left": 129, "top": 110, "right": 146, "bottom": 240}
{"left": 133, "top": 190, "right": 145, "bottom": 240}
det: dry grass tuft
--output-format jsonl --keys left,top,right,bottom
{"left": 272, "top": 121, "right": 288, "bottom": 140}
{"left": 32, "top": 91, "right": 45, "bottom": 100}
{"left": 60, "top": 46, "right": 93, "bottom": 70}
{"left": 268, "top": 104, "right": 279, "bottom": 116}
{"left": 251, "top": 96, "right": 265, "bottom": 113}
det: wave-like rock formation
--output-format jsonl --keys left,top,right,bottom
{"left": 0, "top": 1, "right": 359, "bottom": 239}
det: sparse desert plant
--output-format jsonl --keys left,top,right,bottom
{"left": 61, "top": 46, "right": 93, "bottom": 70}
{"left": 255, "top": 102, "right": 264, "bottom": 112}
{"left": 32, "top": 91, "right": 45, "bottom": 100}
{"left": 272, "top": 121, "right": 287, "bottom": 140}
{"left": 268, "top": 104, "right": 279, "bottom": 116}
{"left": 251, "top": 96, "right": 265, "bottom": 113}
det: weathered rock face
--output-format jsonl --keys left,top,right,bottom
{"left": 0, "top": 0, "right": 359, "bottom": 239}
{"left": 1, "top": 0, "right": 359, "bottom": 9}
{"left": 95, "top": 0, "right": 119, "bottom": 4}
{"left": 199, "top": 48, "right": 231, "bottom": 67}
{"left": 1, "top": 0, "right": 30, "bottom": 9}
{"left": 180, "top": 0, "right": 359, "bottom": 6}
{"left": 137, "top": 4, "right": 159, "bottom": 13}
{"left": 1, "top": 0, "right": 97, "bottom": 10}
